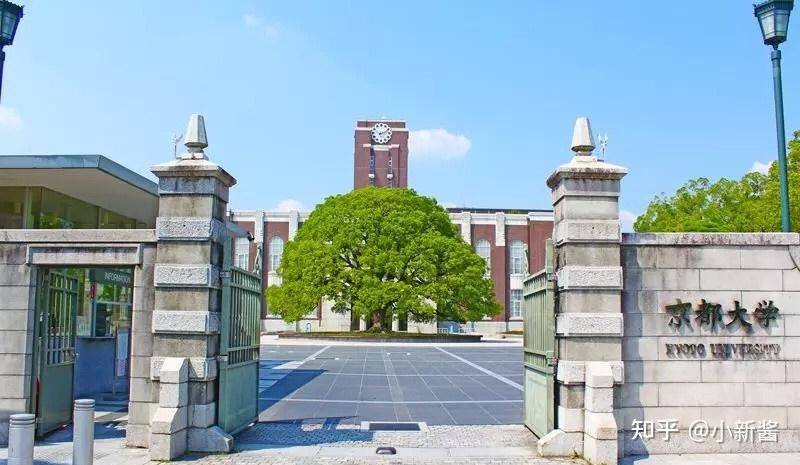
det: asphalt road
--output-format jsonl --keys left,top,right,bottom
{"left": 258, "top": 344, "right": 524, "bottom": 426}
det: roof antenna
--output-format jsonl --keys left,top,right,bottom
{"left": 597, "top": 133, "right": 608, "bottom": 160}
{"left": 171, "top": 133, "right": 183, "bottom": 158}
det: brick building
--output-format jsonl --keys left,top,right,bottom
{"left": 231, "top": 119, "right": 554, "bottom": 334}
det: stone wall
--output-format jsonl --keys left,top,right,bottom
{"left": 0, "top": 240, "right": 35, "bottom": 445}
{"left": 620, "top": 232, "right": 800, "bottom": 455}
{"left": 0, "top": 229, "right": 156, "bottom": 446}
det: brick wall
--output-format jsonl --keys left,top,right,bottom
{"left": 619, "top": 233, "right": 800, "bottom": 455}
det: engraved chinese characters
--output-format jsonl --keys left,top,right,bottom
{"left": 665, "top": 298, "right": 779, "bottom": 332}
{"left": 663, "top": 298, "right": 782, "bottom": 359}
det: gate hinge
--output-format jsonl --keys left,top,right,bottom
{"left": 546, "top": 273, "right": 557, "bottom": 282}
{"left": 546, "top": 351, "right": 557, "bottom": 367}
{"left": 220, "top": 271, "right": 231, "bottom": 280}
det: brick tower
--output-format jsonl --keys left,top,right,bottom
{"left": 353, "top": 119, "right": 408, "bottom": 189}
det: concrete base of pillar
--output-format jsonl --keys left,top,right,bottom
{"left": 584, "top": 434, "right": 618, "bottom": 465}
{"left": 125, "top": 424, "right": 150, "bottom": 448}
{"left": 188, "top": 426, "right": 233, "bottom": 453}
{"left": 150, "top": 428, "right": 187, "bottom": 461}
{"left": 537, "top": 429, "right": 583, "bottom": 457}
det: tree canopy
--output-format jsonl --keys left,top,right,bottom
{"left": 266, "top": 187, "right": 501, "bottom": 330}
{"left": 635, "top": 130, "right": 800, "bottom": 232}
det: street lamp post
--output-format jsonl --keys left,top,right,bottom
{"left": 755, "top": 0, "right": 794, "bottom": 232}
{"left": 0, "top": 0, "right": 24, "bottom": 105}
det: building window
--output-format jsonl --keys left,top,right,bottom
{"left": 234, "top": 237, "right": 250, "bottom": 270}
{"left": 510, "top": 289, "right": 523, "bottom": 319}
{"left": 0, "top": 186, "right": 146, "bottom": 229}
{"left": 0, "top": 187, "right": 25, "bottom": 228}
{"left": 510, "top": 240, "right": 525, "bottom": 274}
{"left": 75, "top": 268, "right": 133, "bottom": 338}
{"left": 369, "top": 150, "right": 376, "bottom": 186}
{"left": 387, "top": 156, "right": 394, "bottom": 187}
{"left": 475, "top": 239, "right": 491, "bottom": 276}
{"left": 269, "top": 236, "right": 284, "bottom": 271}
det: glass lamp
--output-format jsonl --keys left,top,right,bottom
{"left": 755, "top": 0, "right": 794, "bottom": 46}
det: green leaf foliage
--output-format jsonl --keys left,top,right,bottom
{"left": 266, "top": 187, "right": 501, "bottom": 329}
{"left": 635, "top": 130, "right": 800, "bottom": 232}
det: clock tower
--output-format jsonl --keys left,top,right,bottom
{"left": 353, "top": 119, "right": 409, "bottom": 189}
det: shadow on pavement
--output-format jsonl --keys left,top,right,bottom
{"left": 258, "top": 364, "right": 326, "bottom": 413}
{"left": 37, "top": 411, "right": 128, "bottom": 444}
{"left": 234, "top": 417, "right": 375, "bottom": 448}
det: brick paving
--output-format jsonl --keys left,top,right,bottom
{"left": 236, "top": 423, "right": 539, "bottom": 448}
{"left": 0, "top": 425, "right": 581, "bottom": 465}
{"left": 174, "top": 455, "right": 577, "bottom": 465}
{"left": 172, "top": 423, "right": 582, "bottom": 465}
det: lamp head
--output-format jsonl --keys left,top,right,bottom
{"left": 0, "top": 0, "right": 23, "bottom": 47}
{"left": 755, "top": 0, "right": 794, "bottom": 47}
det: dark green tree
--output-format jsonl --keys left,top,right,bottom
{"left": 635, "top": 130, "right": 800, "bottom": 232}
{"left": 266, "top": 187, "right": 501, "bottom": 331}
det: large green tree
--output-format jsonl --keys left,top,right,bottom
{"left": 266, "top": 187, "right": 501, "bottom": 330}
{"left": 635, "top": 130, "right": 800, "bottom": 232}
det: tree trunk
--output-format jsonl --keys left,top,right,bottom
{"left": 350, "top": 310, "right": 360, "bottom": 331}
{"left": 370, "top": 310, "right": 385, "bottom": 331}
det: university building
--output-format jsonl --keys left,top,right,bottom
{"left": 231, "top": 119, "right": 554, "bottom": 334}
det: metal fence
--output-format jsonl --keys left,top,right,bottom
{"left": 522, "top": 239, "right": 556, "bottom": 438}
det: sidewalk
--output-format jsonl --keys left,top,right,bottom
{"left": 621, "top": 453, "right": 800, "bottom": 465}
{"left": 3, "top": 422, "right": 800, "bottom": 465}
{"left": 3, "top": 436, "right": 800, "bottom": 465}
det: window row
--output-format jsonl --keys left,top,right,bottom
{"left": 0, "top": 186, "right": 149, "bottom": 229}
{"left": 473, "top": 239, "right": 528, "bottom": 275}
{"left": 233, "top": 236, "right": 284, "bottom": 272}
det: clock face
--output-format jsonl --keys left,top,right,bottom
{"left": 371, "top": 123, "right": 392, "bottom": 144}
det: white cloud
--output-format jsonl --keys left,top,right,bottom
{"left": 271, "top": 199, "right": 306, "bottom": 212}
{"left": 750, "top": 160, "right": 773, "bottom": 175}
{"left": 243, "top": 14, "right": 280, "bottom": 39}
{"left": 0, "top": 106, "right": 22, "bottom": 129}
{"left": 409, "top": 128, "right": 471, "bottom": 160}
{"left": 619, "top": 210, "right": 638, "bottom": 233}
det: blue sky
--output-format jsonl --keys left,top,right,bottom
{"left": 0, "top": 1, "right": 797, "bottom": 230}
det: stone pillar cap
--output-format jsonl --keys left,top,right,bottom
{"left": 547, "top": 116, "right": 627, "bottom": 188}
{"left": 571, "top": 116, "right": 595, "bottom": 155}
{"left": 151, "top": 158, "right": 237, "bottom": 187}
{"left": 180, "top": 114, "right": 209, "bottom": 160}
{"left": 546, "top": 154, "right": 628, "bottom": 188}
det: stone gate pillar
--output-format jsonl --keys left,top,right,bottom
{"left": 148, "top": 114, "right": 236, "bottom": 459}
{"left": 538, "top": 117, "right": 627, "bottom": 465}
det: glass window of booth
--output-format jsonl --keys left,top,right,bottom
{"left": 0, "top": 187, "right": 148, "bottom": 229}
{"left": 76, "top": 268, "right": 133, "bottom": 338}
{"left": 0, "top": 187, "right": 25, "bottom": 228}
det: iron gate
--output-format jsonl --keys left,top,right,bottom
{"left": 34, "top": 269, "right": 79, "bottom": 437}
{"left": 218, "top": 233, "right": 262, "bottom": 434}
{"left": 522, "top": 239, "right": 557, "bottom": 438}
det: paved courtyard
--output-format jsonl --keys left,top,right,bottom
{"left": 3, "top": 342, "right": 800, "bottom": 464}
{"left": 258, "top": 343, "right": 524, "bottom": 426}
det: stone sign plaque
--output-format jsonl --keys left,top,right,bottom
{"left": 665, "top": 299, "right": 779, "bottom": 331}
{"left": 663, "top": 298, "right": 782, "bottom": 359}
